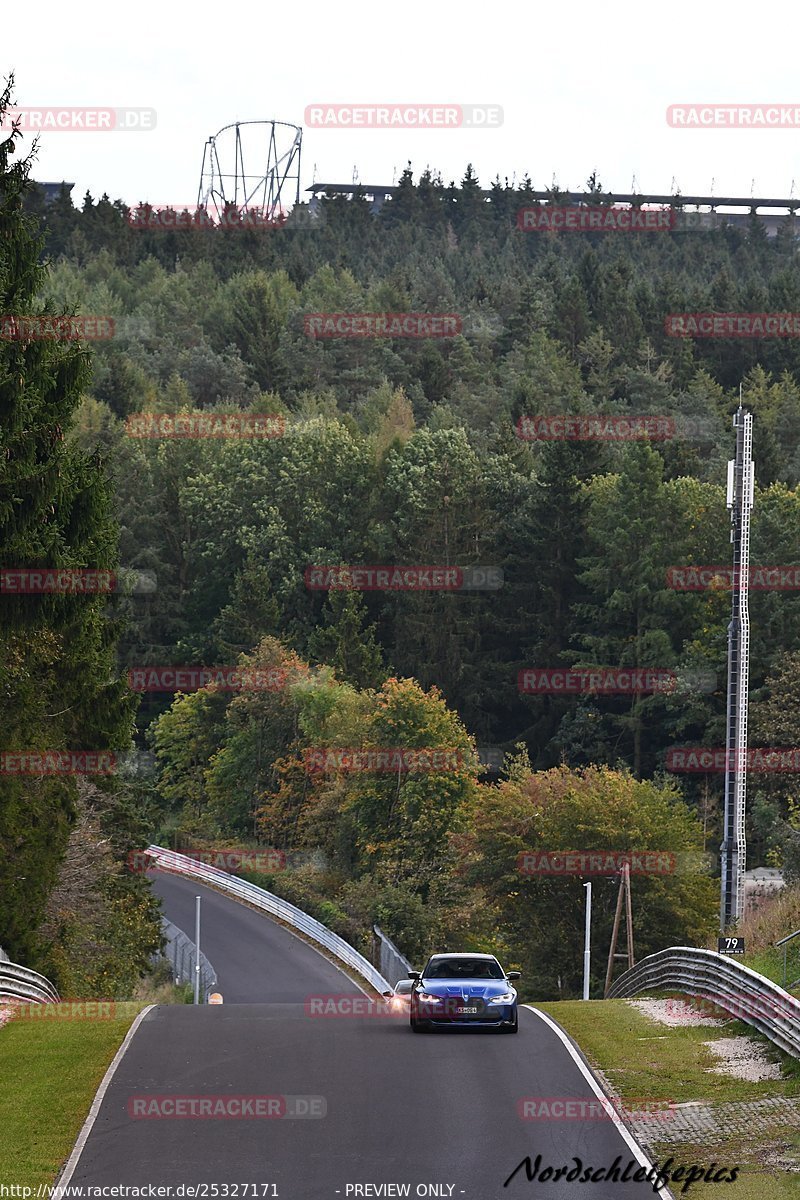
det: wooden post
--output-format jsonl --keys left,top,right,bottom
{"left": 604, "top": 861, "right": 635, "bottom": 996}
{"left": 604, "top": 872, "right": 625, "bottom": 997}
{"left": 624, "top": 862, "right": 635, "bottom": 968}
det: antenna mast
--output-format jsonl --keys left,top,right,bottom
{"left": 721, "top": 401, "right": 754, "bottom": 930}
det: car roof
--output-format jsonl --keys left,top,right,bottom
{"left": 427, "top": 952, "right": 498, "bottom": 960}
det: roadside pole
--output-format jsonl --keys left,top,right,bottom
{"left": 583, "top": 881, "right": 592, "bottom": 1000}
{"left": 194, "top": 895, "right": 201, "bottom": 1004}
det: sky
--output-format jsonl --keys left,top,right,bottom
{"left": 4, "top": 1, "right": 800, "bottom": 210}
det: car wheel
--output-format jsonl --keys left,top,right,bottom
{"left": 410, "top": 1015, "right": 428, "bottom": 1033}
{"left": 501, "top": 1010, "right": 518, "bottom": 1034}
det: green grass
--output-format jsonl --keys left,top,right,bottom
{"left": 0, "top": 1002, "right": 148, "bottom": 1186}
{"left": 739, "top": 947, "right": 800, "bottom": 993}
{"left": 534, "top": 998, "right": 800, "bottom": 1199}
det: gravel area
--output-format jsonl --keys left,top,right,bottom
{"left": 626, "top": 997, "right": 727, "bottom": 1026}
{"left": 702, "top": 1034, "right": 783, "bottom": 1081}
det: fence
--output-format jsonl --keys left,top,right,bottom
{"left": 145, "top": 846, "right": 392, "bottom": 995}
{"left": 158, "top": 917, "right": 218, "bottom": 1001}
{"left": 775, "top": 927, "right": 800, "bottom": 989}
{"left": 373, "top": 924, "right": 413, "bottom": 987}
{"left": 608, "top": 945, "right": 800, "bottom": 1059}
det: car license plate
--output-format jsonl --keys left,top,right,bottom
{"left": 457, "top": 1006, "right": 478, "bottom": 1014}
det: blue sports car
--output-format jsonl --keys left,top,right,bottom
{"left": 408, "top": 952, "right": 520, "bottom": 1033}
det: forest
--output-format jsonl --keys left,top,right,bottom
{"left": 3, "top": 90, "right": 800, "bottom": 997}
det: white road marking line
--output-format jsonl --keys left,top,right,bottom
{"left": 522, "top": 1005, "right": 675, "bottom": 1199}
{"left": 57, "top": 1004, "right": 156, "bottom": 1187}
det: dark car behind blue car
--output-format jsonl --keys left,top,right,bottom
{"left": 408, "top": 952, "right": 520, "bottom": 1033}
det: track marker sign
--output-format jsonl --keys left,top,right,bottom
{"left": 718, "top": 936, "right": 745, "bottom": 954}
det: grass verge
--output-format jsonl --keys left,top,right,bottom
{"left": 0, "top": 1002, "right": 148, "bottom": 1187}
{"left": 534, "top": 998, "right": 800, "bottom": 1199}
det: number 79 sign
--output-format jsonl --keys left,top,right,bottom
{"left": 718, "top": 936, "right": 745, "bottom": 954}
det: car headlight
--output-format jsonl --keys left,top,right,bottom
{"left": 417, "top": 992, "right": 443, "bottom": 1004}
{"left": 488, "top": 991, "right": 516, "bottom": 1004}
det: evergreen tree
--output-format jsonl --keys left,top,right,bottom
{"left": 0, "top": 77, "right": 134, "bottom": 963}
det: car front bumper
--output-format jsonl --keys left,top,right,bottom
{"left": 414, "top": 1001, "right": 516, "bottom": 1026}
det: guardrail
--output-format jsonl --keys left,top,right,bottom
{"left": 0, "top": 960, "right": 60, "bottom": 1005}
{"left": 145, "top": 846, "right": 392, "bottom": 995}
{"left": 608, "top": 946, "right": 800, "bottom": 1058}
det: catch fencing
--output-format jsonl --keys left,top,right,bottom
{"left": 373, "top": 924, "right": 413, "bottom": 987}
{"left": 158, "top": 917, "right": 218, "bottom": 1001}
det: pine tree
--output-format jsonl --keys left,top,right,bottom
{"left": 0, "top": 77, "right": 134, "bottom": 962}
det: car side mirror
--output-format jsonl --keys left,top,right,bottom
{"left": 408, "top": 971, "right": 421, "bottom": 980}
{"left": 383, "top": 991, "right": 393, "bottom": 998}
{"left": 507, "top": 971, "right": 521, "bottom": 980}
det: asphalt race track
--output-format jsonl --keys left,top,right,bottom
{"left": 63, "top": 870, "right": 674, "bottom": 1199}
{"left": 149, "top": 870, "right": 359, "bottom": 1003}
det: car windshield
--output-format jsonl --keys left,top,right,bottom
{"left": 424, "top": 958, "right": 504, "bottom": 979}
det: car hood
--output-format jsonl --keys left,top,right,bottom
{"left": 419, "top": 978, "right": 514, "bottom": 998}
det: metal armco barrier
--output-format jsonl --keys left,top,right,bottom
{"left": 608, "top": 945, "right": 800, "bottom": 1058}
{"left": 145, "top": 846, "right": 392, "bottom": 995}
{"left": 0, "top": 959, "right": 60, "bottom": 1005}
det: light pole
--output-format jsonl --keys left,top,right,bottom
{"left": 583, "top": 881, "right": 592, "bottom": 1000}
{"left": 194, "top": 895, "right": 201, "bottom": 1004}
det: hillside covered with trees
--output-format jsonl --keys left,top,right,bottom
{"left": 4, "top": 86, "right": 800, "bottom": 995}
